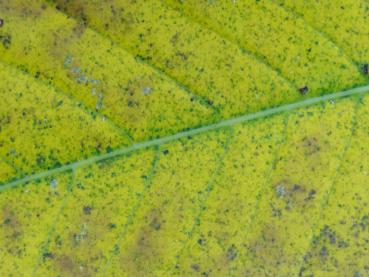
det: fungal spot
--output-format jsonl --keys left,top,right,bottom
{"left": 171, "top": 32, "right": 180, "bottom": 44}
{"left": 299, "top": 86, "right": 309, "bottom": 95}
{"left": 127, "top": 99, "right": 138, "bottom": 108}
{"left": 73, "top": 223, "right": 88, "bottom": 244}
{"left": 119, "top": 211, "right": 163, "bottom": 274}
{"left": 42, "top": 252, "right": 54, "bottom": 260}
{"left": 362, "top": 64, "right": 368, "bottom": 75}
{"left": 1, "top": 206, "right": 23, "bottom": 255}
{"left": 54, "top": 254, "right": 92, "bottom": 276}
{"left": 305, "top": 189, "right": 316, "bottom": 201}
{"left": 64, "top": 54, "right": 73, "bottom": 68}
{"left": 106, "top": 146, "right": 113, "bottom": 153}
{"left": 0, "top": 34, "right": 12, "bottom": 49}
{"left": 206, "top": 99, "right": 214, "bottom": 106}
{"left": 176, "top": 51, "right": 189, "bottom": 61}
{"left": 226, "top": 244, "right": 238, "bottom": 261}
{"left": 197, "top": 237, "right": 206, "bottom": 246}
{"left": 274, "top": 180, "right": 315, "bottom": 210}
{"left": 0, "top": 18, "right": 4, "bottom": 27}
{"left": 302, "top": 137, "right": 320, "bottom": 156}
{"left": 141, "top": 86, "right": 152, "bottom": 96}
{"left": 191, "top": 264, "right": 200, "bottom": 272}
{"left": 319, "top": 246, "right": 328, "bottom": 259}
{"left": 163, "top": 149, "right": 169, "bottom": 155}
{"left": 270, "top": 204, "right": 282, "bottom": 217}
{"left": 276, "top": 184, "right": 286, "bottom": 197}
{"left": 249, "top": 223, "right": 284, "bottom": 267}
{"left": 142, "top": 87, "right": 152, "bottom": 96}
{"left": 83, "top": 206, "right": 92, "bottom": 215}
{"left": 149, "top": 217, "right": 161, "bottom": 230}
{"left": 50, "top": 179, "right": 57, "bottom": 189}
{"left": 95, "top": 93, "right": 103, "bottom": 111}
{"left": 108, "top": 223, "right": 116, "bottom": 229}
{"left": 72, "top": 22, "right": 87, "bottom": 37}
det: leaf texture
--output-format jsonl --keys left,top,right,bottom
{"left": 0, "top": 0, "right": 369, "bottom": 276}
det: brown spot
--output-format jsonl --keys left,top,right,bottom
{"left": 248, "top": 223, "right": 285, "bottom": 268}
{"left": 117, "top": 75, "right": 154, "bottom": 122}
{"left": 2, "top": 206, "right": 22, "bottom": 239}
{"left": 118, "top": 209, "right": 164, "bottom": 275}
{"left": 72, "top": 22, "right": 87, "bottom": 37}
{"left": 54, "top": 0, "right": 88, "bottom": 24}
{"left": 302, "top": 137, "right": 320, "bottom": 156}
{"left": 274, "top": 179, "right": 313, "bottom": 209}
{"left": 1, "top": 205, "right": 23, "bottom": 255}
{"left": 55, "top": 255, "right": 92, "bottom": 277}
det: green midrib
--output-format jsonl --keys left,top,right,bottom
{"left": 2, "top": 84, "right": 369, "bottom": 192}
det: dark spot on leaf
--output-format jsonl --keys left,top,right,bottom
{"left": 206, "top": 99, "right": 214, "bottom": 106}
{"left": 149, "top": 217, "right": 161, "bottom": 230}
{"left": 305, "top": 189, "right": 316, "bottom": 201}
{"left": 320, "top": 246, "right": 328, "bottom": 258}
{"left": 108, "top": 223, "right": 116, "bottom": 229}
{"left": 302, "top": 137, "right": 320, "bottom": 156}
{"left": 338, "top": 240, "right": 348, "bottom": 248}
{"left": 83, "top": 206, "right": 92, "bottom": 215}
{"left": 299, "top": 86, "right": 309, "bottom": 95}
{"left": 197, "top": 237, "right": 205, "bottom": 246}
{"left": 0, "top": 34, "right": 12, "bottom": 49}
{"left": 163, "top": 149, "right": 169, "bottom": 155}
{"left": 363, "top": 64, "right": 368, "bottom": 75}
{"left": 226, "top": 244, "right": 238, "bottom": 261}
{"left": 127, "top": 99, "right": 139, "bottom": 107}
{"left": 0, "top": 19, "right": 4, "bottom": 27}
{"left": 293, "top": 184, "right": 301, "bottom": 191}
{"left": 191, "top": 264, "right": 200, "bottom": 272}
{"left": 42, "top": 252, "right": 54, "bottom": 260}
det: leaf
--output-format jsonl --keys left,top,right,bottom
{"left": 0, "top": 0, "right": 368, "bottom": 276}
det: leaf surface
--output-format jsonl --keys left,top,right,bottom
{"left": 0, "top": 0, "right": 369, "bottom": 276}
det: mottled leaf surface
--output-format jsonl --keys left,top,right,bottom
{"left": 0, "top": 0, "right": 369, "bottom": 276}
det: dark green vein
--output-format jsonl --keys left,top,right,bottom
{"left": 161, "top": 0, "right": 298, "bottom": 92}
{"left": 1, "top": 84, "right": 369, "bottom": 193}
{"left": 0, "top": 60, "right": 134, "bottom": 143}
{"left": 239, "top": 113, "right": 290, "bottom": 268}
{"left": 270, "top": 0, "right": 366, "bottom": 76}
{"left": 101, "top": 146, "right": 161, "bottom": 275}
{"left": 172, "top": 126, "right": 234, "bottom": 267}
{"left": 296, "top": 95, "right": 362, "bottom": 275}
{"left": 31, "top": 169, "right": 75, "bottom": 276}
